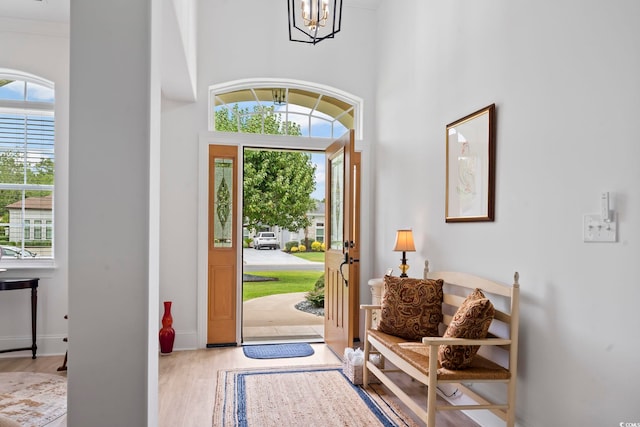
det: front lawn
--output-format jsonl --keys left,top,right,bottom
{"left": 291, "top": 251, "right": 325, "bottom": 262}
{"left": 242, "top": 270, "right": 323, "bottom": 301}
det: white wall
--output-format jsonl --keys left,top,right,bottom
{"left": 373, "top": 1, "right": 640, "bottom": 426}
{"left": 159, "top": 0, "right": 379, "bottom": 349}
{"left": 0, "top": 17, "right": 69, "bottom": 356}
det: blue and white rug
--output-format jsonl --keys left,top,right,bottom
{"left": 242, "top": 343, "right": 314, "bottom": 359}
{"left": 213, "top": 365, "right": 419, "bottom": 427}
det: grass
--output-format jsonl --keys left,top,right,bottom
{"left": 243, "top": 270, "right": 323, "bottom": 301}
{"left": 291, "top": 251, "right": 325, "bottom": 262}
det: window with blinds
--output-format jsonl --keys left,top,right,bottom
{"left": 0, "top": 73, "right": 54, "bottom": 261}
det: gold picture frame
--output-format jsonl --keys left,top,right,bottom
{"left": 445, "top": 104, "right": 496, "bottom": 222}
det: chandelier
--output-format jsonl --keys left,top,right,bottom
{"left": 272, "top": 88, "right": 287, "bottom": 105}
{"left": 287, "top": 0, "right": 343, "bottom": 45}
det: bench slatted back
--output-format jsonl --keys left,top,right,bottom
{"left": 424, "top": 260, "right": 520, "bottom": 372}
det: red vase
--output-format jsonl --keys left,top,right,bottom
{"left": 159, "top": 301, "right": 175, "bottom": 354}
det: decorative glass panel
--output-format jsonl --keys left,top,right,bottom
{"left": 213, "top": 158, "right": 233, "bottom": 248}
{"left": 330, "top": 152, "right": 344, "bottom": 250}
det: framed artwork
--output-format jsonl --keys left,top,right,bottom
{"left": 445, "top": 104, "right": 496, "bottom": 222}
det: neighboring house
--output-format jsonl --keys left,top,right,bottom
{"left": 249, "top": 201, "right": 325, "bottom": 248}
{"left": 5, "top": 195, "right": 53, "bottom": 243}
{"left": 281, "top": 201, "right": 325, "bottom": 246}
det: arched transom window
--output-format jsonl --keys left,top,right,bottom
{"left": 209, "top": 79, "right": 361, "bottom": 139}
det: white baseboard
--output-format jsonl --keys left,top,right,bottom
{"left": 0, "top": 330, "right": 200, "bottom": 359}
{"left": 0, "top": 335, "right": 67, "bottom": 358}
{"left": 162, "top": 330, "right": 199, "bottom": 352}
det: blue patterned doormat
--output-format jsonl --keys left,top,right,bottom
{"left": 242, "top": 343, "right": 315, "bottom": 359}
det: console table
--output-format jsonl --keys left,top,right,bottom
{"left": 0, "top": 278, "right": 39, "bottom": 358}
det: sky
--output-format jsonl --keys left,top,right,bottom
{"left": 0, "top": 80, "right": 54, "bottom": 102}
{"left": 311, "top": 152, "right": 325, "bottom": 200}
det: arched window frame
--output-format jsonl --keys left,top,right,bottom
{"left": 0, "top": 69, "right": 55, "bottom": 265}
{"left": 208, "top": 78, "right": 363, "bottom": 140}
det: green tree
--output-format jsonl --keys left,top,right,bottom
{"left": 215, "top": 104, "right": 302, "bottom": 135}
{"left": 243, "top": 150, "right": 316, "bottom": 232}
{"left": 215, "top": 105, "right": 317, "bottom": 232}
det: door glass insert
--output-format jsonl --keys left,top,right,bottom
{"left": 330, "top": 151, "right": 344, "bottom": 250}
{"left": 213, "top": 158, "right": 233, "bottom": 248}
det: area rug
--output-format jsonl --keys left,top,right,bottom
{"left": 0, "top": 372, "right": 67, "bottom": 427}
{"left": 242, "top": 343, "right": 314, "bottom": 359}
{"left": 213, "top": 365, "right": 419, "bottom": 427}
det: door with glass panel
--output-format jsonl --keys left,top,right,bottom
{"left": 324, "top": 130, "right": 360, "bottom": 356}
{"left": 207, "top": 145, "right": 238, "bottom": 345}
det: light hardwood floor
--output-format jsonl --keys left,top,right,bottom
{"left": 0, "top": 345, "right": 479, "bottom": 427}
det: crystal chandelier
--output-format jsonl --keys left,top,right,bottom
{"left": 287, "top": 0, "right": 343, "bottom": 45}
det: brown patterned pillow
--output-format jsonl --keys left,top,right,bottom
{"left": 377, "top": 275, "right": 444, "bottom": 340}
{"left": 438, "top": 288, "right": 495, "bottom": 369}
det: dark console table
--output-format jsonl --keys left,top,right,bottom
{"left": 0, "top": 278, "right": 39, "bottom": 358}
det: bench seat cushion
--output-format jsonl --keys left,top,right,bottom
{"left": 368, "top": 329, "right": 510, "bottom": 381}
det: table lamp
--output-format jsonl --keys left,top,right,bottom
{"left": 393, "top": 229, "right": 416, "bottom": 278}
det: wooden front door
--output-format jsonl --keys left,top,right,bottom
{"left": 324, "top": 130, "right": 360, "bottom": 357}
{"left": 207, "top": 145, "right": 238, "bottom": 345}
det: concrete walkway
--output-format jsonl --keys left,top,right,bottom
{"left": 243, "top": 292, "right": 324, "bottom": 342}
{"left": 242, "top": 246, "right": 325, "bottom": 342}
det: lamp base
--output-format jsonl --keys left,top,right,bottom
{"left": 398, "top": 265, "right": 409, "bottom": 278}
{"left": 399, "top": 252, "right": 409, "bottom": 277}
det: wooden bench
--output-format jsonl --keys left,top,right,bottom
{"left": 361, "top": 260, "right": 520, "bottom": 426}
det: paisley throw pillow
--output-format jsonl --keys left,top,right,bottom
{"left": 438, "top": 288, "right": 495, "bottom": 369}
{"left": 377, "top": 275, "right": 443, "bottom": 340}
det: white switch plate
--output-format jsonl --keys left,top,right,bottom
{"left": 583, "top": 213, "right": 617, "bottom": 242}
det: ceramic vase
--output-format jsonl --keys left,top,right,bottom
{"left": 159, "top": 301, "right": 175, "bottom": 354}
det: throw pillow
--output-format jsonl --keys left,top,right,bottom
{"left": 438, "top": 288, "right": 495, "bottom": 369}
{"left": 377, "top": 275, "right": 444, "bottom": 340}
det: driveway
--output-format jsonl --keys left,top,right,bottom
{"left": 242, "top": 248, "right": 323, "bottom": 271}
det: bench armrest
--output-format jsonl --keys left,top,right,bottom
{"left": 422, "top": 337, "right": 512, "bottom": 346}
{"left": 360, "top": 305, "right": 381, "bottom": 329}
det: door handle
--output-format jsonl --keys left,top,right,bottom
{"left": 339, "top": 252, "right": 349, "bottom": 287}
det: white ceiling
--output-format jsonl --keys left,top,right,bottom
{"left": 0, "top": 0, "right": 378, "bottom": 23}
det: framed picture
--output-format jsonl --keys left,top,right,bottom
{"left": 445, "top": 104, "right": 496, "bottom": 222}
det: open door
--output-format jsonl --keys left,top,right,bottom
{"left": 324, "top": 130, "right": 360, "bottom": 357}
{"left": 207, "top": 145, "right": 239, "bottom": 346}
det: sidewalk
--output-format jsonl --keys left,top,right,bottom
{"left": 242, "top": 292, "right": 324, "bottom": 342}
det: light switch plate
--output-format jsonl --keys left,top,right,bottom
{"left": 583, "top": 214, "right": 617, "bottom": 242}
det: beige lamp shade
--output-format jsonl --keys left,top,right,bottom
{"left": 393, "top": 229, "right": 416, "bottom": 252}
